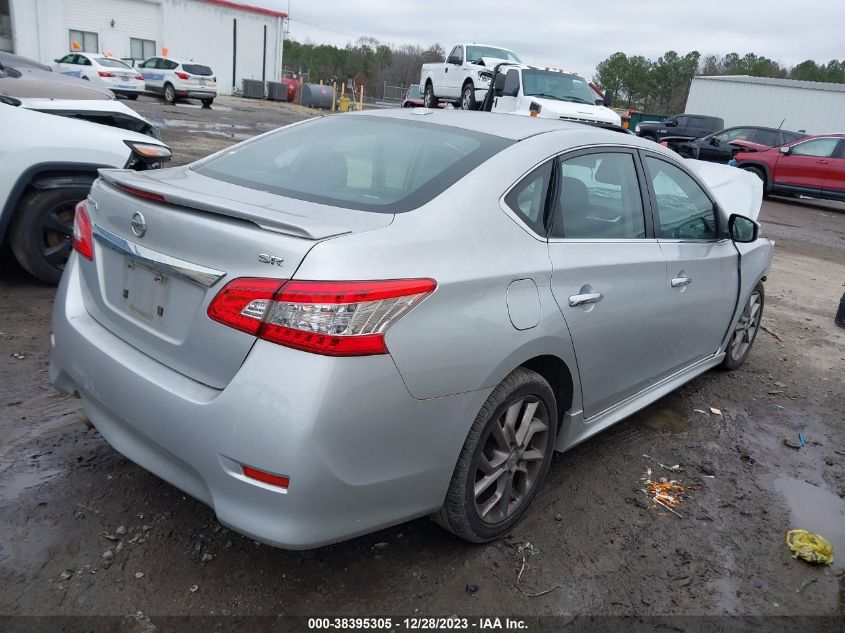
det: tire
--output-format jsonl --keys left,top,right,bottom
{"left": 722, "top": 282, "right": 764, "bottom": 370}
{"left": 201, "top": 98, "right": 213, "bottom": 108}
{"left": 164, "top": 83, "right": 176, "bottom": 104}
{"left": 434, "top": 367, "right": 558, "bottom": 542}
{"left": 423, "top": 83, "right": 436, "bottom": 109}
{"left": 126, "top": 93, "right": 139, "bottom": 101}
{"left": 10, "top": 186, "right": 89, "bottom": 285}
{"left": 742, "top": 166, "right": 769, "bottom": 196}
{"left": 460, "top": 82, "right": 476, "bottom": 110}
{"left": 640, "top": 133, "right": 656, "bottom": 142}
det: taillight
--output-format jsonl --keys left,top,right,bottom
{"left": 98, "top": 71, "right": 115, "bottom": 77}
{"left": 72, "top": 200, "right": 93, "bottom": 261}
{"left": 135, "top": 74, "right": 143, "bottom": 80}
{"left": 207, "top": 278, "right": 437, "bottom": 356}
{"left": 115, "top": 182, "right": 167, "bottom": 202}
{"left": 176, "top": 71, "right": 189, "bottom": 80}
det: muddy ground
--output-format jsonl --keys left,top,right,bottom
{"left": 0, "top": 96, "right": 843, "bottom": 628}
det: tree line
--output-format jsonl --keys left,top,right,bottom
{"left": 594, "top": 51, "right": 845, "bottom": 114}
{"left": 282, "top": 37, "right": 445, "bottom": 98}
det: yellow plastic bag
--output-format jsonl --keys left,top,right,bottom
{"left": 786, "top": 529, "right": 834, "bottom": 565}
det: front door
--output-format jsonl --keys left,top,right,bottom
{"left": 139, "top": 57, "right": 163, "bottom": 92}
{"left": 442, "top": 45, "right": 463, "bottom": 98}
{"left": 492, "top": 69, "right": 519, "bottom": 114}
{"left": 547, "top": 149, "right": 671, "bottom": 419}
{"left": 642, "top": 154, "right": 739, "bottom": 370}
{"left": 775, "top": 137, "right": 839, "bottom": 192}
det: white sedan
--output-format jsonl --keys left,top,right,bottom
{"left": 53, "top": 53, "right": 145, "bottom": 99}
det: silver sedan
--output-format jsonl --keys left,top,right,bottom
{"left": 50, "top": 109, "right": 772, "bottom": 548}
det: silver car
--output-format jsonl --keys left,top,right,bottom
{"left": 50, "top": 110, "right": 772, "bottom": 548}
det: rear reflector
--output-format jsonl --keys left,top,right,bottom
{"left": 207, "top": 278, "right": 437, "bottom": 356}
{"left": 242, "top": 465, "right": 289, "bottom": 489}
{"left": 72, "top": 200, "right": 93, "bottom": 261}
{"left": 115, "top": 182, "right": 167, "bottom": 202}
{"left": 135, "top": 74, "right": 144, "bottom": 80}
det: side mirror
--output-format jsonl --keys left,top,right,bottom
{"left": 710, "top": 137, "right": 720, "bottom": 146}
{"left": 665, "top": 119, "right": 677, "bottom": 127}
{"left": 729, "top": 213, "right": 759, "bottom": 243}
{"left": 54, "top": 58, "right": 62, "bottom": 63}
{"left": 778, "top": 145, "right": 791, "bottom": 155}
{"left": 602, "top": 89, "right": 613, "bottom": 108}
{"left": 447, "top": 55, "right": 461, "bottom": 65}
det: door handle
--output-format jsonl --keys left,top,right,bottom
{"left": 671, "top": 275, "right": 692, "bottom": 288}
{"left": 568, "top": 292, "right": 603, "bottom": 307}
{"left": 444, "top": 68, "right": 448, "bottom": 73}
{"left": 816, "top": 159, "right": 830, "bottom": 164}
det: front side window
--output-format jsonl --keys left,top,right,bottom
{"left": 130, "top": 38, "right": 156, "bottom": 60}
{"left": 674, "top": 116, "right": 689, "bottom": 128}
{"left": 139, "top": 58, "right": 157, "bottom": 68}
{"left": 465, "top": 46, "right": 521, "bottom": 63}
{"left": 790, "top": 138, "right": 838, "bottom": 158}
{"left": 194, "top": 116, "right": 511, "bottom": 213}
{"left": 504, "top": 161, "right": 552, "bottom": 234}
{"left": 551, "top": 152, "right": 645, "bottom": 239}
{"left": 57, "top": 54, "right": 75, "bottom": 64}
{"left": 521, "top": 71, "right": 595, "bottom": 105}
{"left": 448, "top": 46, "right": 462, "bottom": 63}
{"left": 69, "top": 29, "right": 98, "bottom": 53}
{"left": 644, "top": 156, "right": 717, "bottom": 240}
{"left": 713, "top": 128, "right": 755, "bottom": 144}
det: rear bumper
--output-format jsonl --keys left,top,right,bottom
{"left": 177, "top": 90, "right": 217, "bottom": 100}
{"left": 50, "top": 257, "right": 485, "bottom": 548}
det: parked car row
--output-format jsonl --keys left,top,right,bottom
{"left": 54, "top": 52, "right": 218, "bottom": 107}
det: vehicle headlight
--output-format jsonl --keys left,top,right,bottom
{"left": 124, "top": 141, "right": 172, "bottom": 171}
{"left": 635, "top": 124, "right": 641, "bottom": 133}
{"left": 478, "top": 71, "right": 492, "bottom": 83}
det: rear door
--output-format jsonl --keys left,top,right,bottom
{"left": 774, "top": 137, "right": 838, "bottom": 192}
{"left": 642, "top": 153, "right": 738, "bottom": 369}
{"left": 821, "top": 139, "right": 845, "bottom": 201}
{"left": 546, "top": 149, "right": 672, "bottom": 419}
{"left": 55, "top": 54, "right": 78, "bottom": 76}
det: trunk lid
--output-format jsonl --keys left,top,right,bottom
{"left": 79, "top": 168, "right": 393, "bottom": 389}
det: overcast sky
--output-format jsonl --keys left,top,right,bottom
{"left": 250, "top": 0, "right": 844, "bottom": 79}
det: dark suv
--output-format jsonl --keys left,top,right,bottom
{"left": 635, "top": 114, "right": 724, "bottom": 142}
{"left": 674, "top": 126, "right": 807, "bottom": 163}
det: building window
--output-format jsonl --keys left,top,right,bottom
{"left": 130, "top": 38, "right": 156, "bottom": 60}
{"left": 69, "top": 29, "right": 98, "bottom": 52}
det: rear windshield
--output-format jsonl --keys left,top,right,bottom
{"left": 194, "top": 116, "right": 511, "bottom": 213}
{"left": 182, "top": 64, "right": 213, "bottom": 76}
{"left": 97, "top": 57, "right": 132, "bottom": 69}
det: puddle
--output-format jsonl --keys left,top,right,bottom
{"left": 146, "top": 117, "right": 267, "bottom": 140}
{"left": 628, "top": 400, "right": 693, "bottom": 434}
{"left": 774, "top": 476, "right": 845, "bottom": 568}
{"left": 0, "top": 468, "right": 63, "bottom": 505}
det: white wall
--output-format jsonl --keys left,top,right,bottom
{"left": 162, "top": 0, "right": 280, "bottom": 94}
{"left": 686, "top": 77, "right": 845, "bottom": 135}
{"left": 9, "top": 0, "right": 281, "bottom": 95}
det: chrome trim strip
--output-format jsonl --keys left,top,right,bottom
{"left": 92, "top": 223, "right": 226, "bottom": 288}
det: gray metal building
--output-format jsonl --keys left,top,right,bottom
{"left": 685, "top": 75, "right": 845, "bottom": 135}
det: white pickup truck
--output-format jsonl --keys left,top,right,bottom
{"left": 419, "top": 43, "right": 522, "bottom": 110}
{"left": 481, "top": 64, "right": 622, "bottom": 127}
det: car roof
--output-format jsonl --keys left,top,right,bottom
{"left": 0, "top": 51, "right": 52, "bottom": 71}
{"left": 349, "top": 108, "right": 655, "bottom": 144}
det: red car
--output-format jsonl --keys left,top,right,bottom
{"left": 401, "top": 84, "right": 445, "bottom": 108}
{"left": 734, "top": 134, "right": 845, "bottom": 201}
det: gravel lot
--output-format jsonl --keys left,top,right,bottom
{"left": 1, "top": 96, "right": 843, "bottom": 627}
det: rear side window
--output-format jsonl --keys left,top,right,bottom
{"left": 644, "top": 156, "right": 717, "bottom": 240}
{"left": 183, "top": 64, "right": 213, "bottom": 76}
{"left": 552, "top": 152, "right": 645, "bottom": 239}
{"left": 195, "top": 116, "right": 511, "bottom": 213}
{"left": 752, "top": 129, "right": 779, "bottom": 147}
{"left": 504, "top": 161, "right": 552, "bottom": 234}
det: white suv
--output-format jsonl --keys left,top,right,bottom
{"left": 138, "top": 56, "right": 217, "bottom": 107}
{"left": 53, "top": 53, "right": 145, "bottom": 100}
{"left": 0, "top": 101, "right": 171, "bottom": 284}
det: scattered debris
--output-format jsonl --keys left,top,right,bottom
{"left": 641, "top": 467, "right": 686, "bottom": 518}
{"left": 796, "top": 578, "right": 818, "bottom": 594}
{"left": 554, "top": 513, "right": 563, "bottom": 522}
{"left": 10, "top": 352, "right": 25, "bottom": 360}
{"left": 643, "top": 454, "right": 683, "bottom": 473}
{"left": 783, "top": 433, "right": 806, "bottom": 450}
{"left": 135, "top": 572, "right": 145, "bottom": 579}
{"left": 201, "top": 553, "right": 214, "bottom": 563}
{"left": 786, "top": 530, "right": 834, "bottom": 565}
{"left": 98, "top": 531, "right": 119, "bottom": 541}
{"left": 710, "top": 407, "right": 722, "bottom": 416}
{"left": 373, "top": 542, "right": 389, "bottom": 549}
{"left": 514, "top": 542, "right": 563, "bottom": 597}
{"left": 465, "top": 583, "right": 479, "bottom": 594}
{"left": 692, "top": 409, "right": 707, "bottom": 415}
{"left": 760, "top": 324, "right": 783, "bottom": 342}
{"left": 116, "top": 525, "right": 127, "bottom": 535}
{"left": 190, "top": 584, "right": 199, "bottom": 593}
{"left": 58, "top": 570, "right": 73, "bottom": 581}
{"left": 102, "top": 550, "right": 114, "bottom": 560}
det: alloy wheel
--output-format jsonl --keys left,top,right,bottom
{"left": 474, "top": 397, "right": 549, "bottom": 524}
{"left": 731, "top": 290, "right": 762, "bottom": 360}
{"left": 39, "top": 202, "right": 75, "bottom": 270}
{"left": 461, "top": 87, "right": 472, "bottom": 110}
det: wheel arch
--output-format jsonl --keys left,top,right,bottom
{"left": 739, "top": 161, "right": 772, "bottom": 191}
{"left": 0, "top": 163, "right": 105, "bottom": 245}
{"left": 519, "top": 354, "right": 574, "bottom": 431}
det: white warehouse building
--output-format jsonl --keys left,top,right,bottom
{"left": 685, "top": 75, "right": 845, "bottom": 135}
{"left": 2, "top": 0, "right": 286, "bottom": 95}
